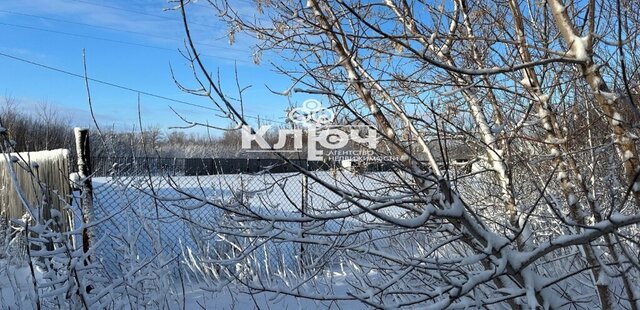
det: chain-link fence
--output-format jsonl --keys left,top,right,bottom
{"left": 92, "top": 173, "right": 298, "bottom": 275}
{"left": 0, "top": 147, "right": 416, "bottom": 303}
{"left": 89, "top": 157, "right": 403, "bottom": 278}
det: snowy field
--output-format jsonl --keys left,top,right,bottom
{"left": 3, "top": 169, "right": 635, "bottom": 308}
{"left": 1, "top": 171, "right": 406, "bottom": 309}
{"left": 90, "top": 172, "right": 403, "bottom": 273}
{"left": 0, "top": 260, "right": 367, "bottom": 309}
{"left": 80, "top": 171, "right": 404, "bottom": 308}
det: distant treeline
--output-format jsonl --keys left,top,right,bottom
{"left": 1, "top": 99, "right": 74, "bottom": 152}
{"left": 0, "top": 98, "right": 303, "bottom": 159}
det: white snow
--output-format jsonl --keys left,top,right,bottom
{"left": 5, "top": 149, "right": 69, "bottom": 164}
{"left": 611, "top": 112, "right": 623, "bottom": 126}
{"left": 521, "top": 268, "right": 539, "bottom": 309}
{"left": 385, "top": 127, "right": 395, "bottom": 137}
{"left": 569, "top": 35, "right": 590, "bottom": 61}
{"left": 369, "top": 103, "right": 379, "bottom": 113}
{"left": 0, "top": 261, "right": 43, "bottom": 309}
{"left": 0, "top": 259, "right": 364, "bottom": 309}
{"left": 428, "top": 32, "right": 437, "bottom": 45}
{"left": 181, "top": 287, "right": 365, "bottom": 309}
{"left": 537, "top": 107, "right": 549, "bottom": 119}
{"left": 557, "top": 171, "right": 567, "bottom": 181}
{"left": 623, "top": 150, "right": 634, "bottom": 161}
{"left": 74, "top": 128, "right": 88, "bottom": 169}
{"left": 437, "top": 45, "right": 449, "bottom": 58}
{"left": 69, "top": 172, "right": 82, "bottom": 189}
{"left": 347, "top": 70, "right": 357, "bottom": 81}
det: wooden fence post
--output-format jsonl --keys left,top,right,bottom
{"left": 74, "top": 128, "right": 93, "bottom": 257}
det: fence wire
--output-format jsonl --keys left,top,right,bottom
{"left": 90, "top": 158, "right": 404, "bottom": 278}
{"left": 90, "top": 156, "right": 394, "bottom": 177}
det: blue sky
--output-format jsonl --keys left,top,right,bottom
{"left": 0, "top": 0, "right": 298, "bottom": 134}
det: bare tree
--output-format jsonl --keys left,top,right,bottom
{"left": 0, "top": 98, "right": 73, "bottom": 152}
{"left": 162, "top": 0, "right": 640, "bottom": 308}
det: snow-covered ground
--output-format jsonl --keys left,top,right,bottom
{"left": 0, "top": 262, "right": 40, "bottom": 309}
{"left": 181, "top": 290, "right": 364, "bottom": 309}
{"left": 69, "top": 171, "right": 399, "bottom": 308}
{"left": 0, "top": 171, "right": 415, "bottom": 308}
{"left": 0, "top": 260, "right": 365, "bottom": 309}
{"left": 89, "top": 172, "right": 402, "bottom": 275}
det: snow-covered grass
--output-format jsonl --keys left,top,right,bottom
{"left": 6, "top": 161, "right": 638, "bottom": 308}
{"left": 68, "top": 171, "right": 406, "bottom": 307}
{"left": 0, "top": 261, "right": 41, "bottom": 309}
{"left": 90, "top": 171, "right": 405, "bottom": 275}
{"left": 0, "top": 258, "right": 365, "bottom": 309}
{"left": 0, "top": 170, "right": 406, "bottom": 308}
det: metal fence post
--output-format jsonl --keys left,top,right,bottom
{"left": 300, "top": 172, "right": 308, "bottom": 270}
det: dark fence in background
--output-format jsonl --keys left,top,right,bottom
{"left": 90, "top": 157, "right": 395, "bottom": 177}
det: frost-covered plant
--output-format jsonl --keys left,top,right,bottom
{"left": 154, "top": 0, "right": 640, "bottom": 308}
{"left": 0, "top": 131, "right": 187, "bottom": 308}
